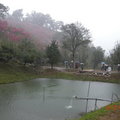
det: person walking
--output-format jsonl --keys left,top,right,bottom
{"left": 106, "top": 66, "right": 112, "bottom": 75}
{"left": 117, "top": 64, "right": 120, "bottom": 72}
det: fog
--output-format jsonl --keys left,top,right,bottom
{"left": 1, "top": 0, "right": 120, "bottom": 52}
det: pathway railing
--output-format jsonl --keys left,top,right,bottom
{"left": 75, "top": 94, "right": 120, "bottom": 113}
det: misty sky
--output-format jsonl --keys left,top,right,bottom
{"left": 1, "top": 0, "right": 120, "bottom": 53}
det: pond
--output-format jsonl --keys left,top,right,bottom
{"left": 0, "top": 78, "right": 120, "bottom": 120}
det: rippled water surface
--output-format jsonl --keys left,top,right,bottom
{"left": 0, "top": 78, "right": 120, "bottom": 120}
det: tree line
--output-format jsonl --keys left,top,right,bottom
{"left": 0, "top": 3, "right": 120, "bottom": 69}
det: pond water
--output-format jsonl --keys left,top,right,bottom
{"left": 0, "top": 78, "right": 120, "bottom": 120}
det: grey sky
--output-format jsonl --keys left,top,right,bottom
{"left": 1, "top": 0, "right": 120, "bottom": 52}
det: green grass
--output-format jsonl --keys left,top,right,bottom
{"left": 0, "top": 63, "right": 40, "bottom": 84}
{"left": 73, "top": 101, "right": 120, "bottom": 120}
{"left": 0, "top": 63, "right": 120, "bottom": 84}
{"left": 38, "top": 69, "right": 120, "bottom": 84}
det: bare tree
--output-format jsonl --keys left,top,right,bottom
{"left": 92, "top": 47, "right": 105, "bottom": 69}
{"left": 111, "top": 42, "right": 120, "bottom": 64}
{"left": 62, "top": 23, "right": 91, "bottom": 68}
{"left": 12, "top": 9, "right": 23, "bottom": 21}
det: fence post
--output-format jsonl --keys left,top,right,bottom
{"left": 86, "top": 82, "right": 91, "bottom": 113}
{"left": 94, "top": 99, "right": 97, "bottom": 111}
{"left": 111, "top": 93, "right": 113, "bottom": 104}
{"left": 86, "top": 99, "right": 88, "bottom": 113}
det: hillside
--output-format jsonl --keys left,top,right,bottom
{"left": 7, "top": 19, "right": 54, "bottom": 49}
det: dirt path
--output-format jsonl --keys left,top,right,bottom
{"left": 54, "top": 67, "right": 118, "bottom": 74}
{"left": 43, "top": 66, "right": 118, "bottom": 74}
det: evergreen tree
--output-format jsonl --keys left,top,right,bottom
{"left": 46, "top": 40, "right": 60, "bottom": 69}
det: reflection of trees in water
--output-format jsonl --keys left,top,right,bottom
{"left": 21, "top": 79, "right": 59, "bottom": 93}
{"left": 46, "top": 79, "right": 60, "bottom": 95}
{"left": 0, "top": 84, "right": 18, "bottom": 100}
{"left": 17, "top": 78, "right": 59, "bottom": 101}
{"left": 46, "top": 79, "right": 59, "bottom": 87}
{"left": 0, "top": 84, "right": 18, "bottom": 111}
{"left": 21, "top": 79, "right": 59, "bottom": 103}
{"left": 0, "top": 78, "right": 59, "bottom": 112}
{"left": 21, "top": 80, "right": 42, "bottom": 93}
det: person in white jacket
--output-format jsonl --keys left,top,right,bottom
{"left": 106, "top": 66, "right": 112, "bottom": 75}
{"left": 117, "top": 64, "right": 120, "bottom": 72}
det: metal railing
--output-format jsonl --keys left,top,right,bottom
{"left": 75, "top": 93, "right": 120, "bottom": 113}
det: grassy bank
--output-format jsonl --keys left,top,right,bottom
{"left": 72, "top": 101, "right": 120, "bottom": 120}
{"left": 39, "top": 69, "right": 120, "bottom": 84}
{"left": 0, "top": 63, "right": 40, "bottom": 84}
{"left": 0, "top": 63, "right": 120, "bottom": 84}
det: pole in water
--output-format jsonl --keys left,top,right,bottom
{"left": 43, "top": 87, "right": 45, "bottom": 102}
{"left": 86, "top": 81, "right": 91, "bottom": 113}
{"left": 86, "top": 99, "right": 88, "bottom": 113}
{"left": 87, "top": 81, "right": 91, "bottom": 97}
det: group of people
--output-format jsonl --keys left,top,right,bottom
{"left": 101, "top": 63, "right": 112, "bottom": 75}
{"left": 101, "top": 63, "right": 120, "bottom": 75}
{"left": 64, "top": 61, "right": 120, "bottom": 74}
{"left": 64, "top": 61, "right": 84, "bottom": 70}
{"left": 101, "top": 63, "right": 109, "bottom": 71}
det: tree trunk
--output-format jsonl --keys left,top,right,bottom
{"left": 72, "top": 51, "right": 75, "bottom": 69}
{"left": 51, "top": 63, "right": 53, "bottom": 69}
